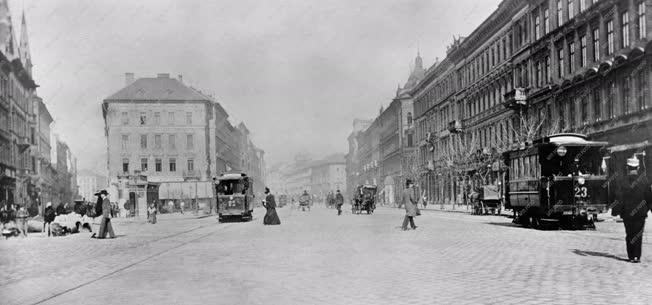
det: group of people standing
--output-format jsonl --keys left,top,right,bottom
{"left": 0, "top": 203, "right": 30, "bottom": 237}
{"left": 325, "top": 190, "right": 345, "bottom": 215}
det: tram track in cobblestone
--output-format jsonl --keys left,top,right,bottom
{"left": 28, "top": 219, "right": 236, "bottom": 305}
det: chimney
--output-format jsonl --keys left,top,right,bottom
{"left": 157, "top": 73, "right": 170, "bottom": 78}
{"left": 178, "top": 74, "right": 183, "bottom": 83}
{"left": 125, "top": 73, "right": 135, "bottom": 86}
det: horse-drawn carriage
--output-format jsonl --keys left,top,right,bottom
{"left": 352, "top": 185, "right": 377, "bottom": 214}
{"left": 470, "top": 185, "right": 502, "bottom": 215}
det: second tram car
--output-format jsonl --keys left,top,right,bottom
{"left": 504, "top": 134, "right": 609, "bottom": 229}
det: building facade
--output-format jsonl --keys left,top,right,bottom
{"left": 103, "top": 73, "right": 266, "bottom": 216}
{"left": 77, "top": 170, "right": 107, "bottom": 202}
{"left": 412, "top": 0, "right": 652, "bottom": 205}
{"left": 309, "top": 154, "right": 346, "bottom": 198}
{"left": 346, "top": 54, "right": 422, "bottom": 205}
{"left": 0, "top": 5, "right": 39, "bottom": 210}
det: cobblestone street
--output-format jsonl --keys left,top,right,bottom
{"left": 2, "top": 207, "right": 652, "bottom": 305}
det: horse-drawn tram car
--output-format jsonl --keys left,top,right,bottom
{"left": 215, "top": 173, "right": 255, "bottom": 222}
{"left": 504, "top": 133, "right": 609, "bottom": 229}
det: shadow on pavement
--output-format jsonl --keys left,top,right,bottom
{"left": 572, "top": 249, "right": 630, "bottom": 262}
{"left": 486, "top": 222, "right": 522, "bottom": 228}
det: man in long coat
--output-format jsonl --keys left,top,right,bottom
{"left": 97, "top": 190, "right": 115, "bottom": 239}
{"left": 401, "top": 179, "right": 418, "bottom": 230}
{"left": 611, "top": 157, "right": 652, "bottom": 263}
{"left": 335, "top": 190, "right": 344, "bottom": 216}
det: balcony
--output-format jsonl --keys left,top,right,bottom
{"left": 502, "top": 87, "right": 530, "bottom": 111}
{"left": 448, "top": 120, "right": 463, "bottom": 133}
{"left": 17, "top": 136, "right": 31, "bottom": 152}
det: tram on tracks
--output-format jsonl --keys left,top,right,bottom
{"left": 503, "top": 133, "right": 609, "bottom": 229}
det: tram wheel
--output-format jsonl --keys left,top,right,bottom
{"left": 529, "top": 216, "right": 541, "bottom": 229}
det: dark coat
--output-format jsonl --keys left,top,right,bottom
{"left": 335, "top": 193, "right": 344, "bottom": 205}
{"left": 44, "top": 206, "right": 56, "bottom": 223}
{"left": 265, "top": 194, "right": 276, "bottom": 209}
{"left": 402, "top": 188, "right": 417, "bottom": 217}
{"left": 612, "top": 176, "right": 652, "bottom": 220}
{"left": 102, "top": 198, "right": 111, "bottom": 219}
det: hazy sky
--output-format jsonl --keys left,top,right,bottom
{"left": 13, "top": 0, "right": 502, "bottom": 173}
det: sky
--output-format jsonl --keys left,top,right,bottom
{"left": 11, "top": 0, "right": 502, "bottom": 173}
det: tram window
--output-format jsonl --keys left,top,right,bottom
{"left": 217, "top": 180, "right": 245, "bottom": 195}
{"left": 524, "top": 156, "right": 530, "bottom": 178}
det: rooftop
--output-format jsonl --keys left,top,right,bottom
{"left": 105, "top": 74, "right": 212, "bottom": 101}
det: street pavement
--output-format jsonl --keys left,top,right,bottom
{"left": 1, "top": 206, "right": 652, "bottom": 305}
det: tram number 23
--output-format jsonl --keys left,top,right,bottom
{"left": 574, "top": 187, "right": 588, "bottom": 198}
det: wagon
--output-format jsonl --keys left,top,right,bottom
{"left": 352, "top": 185, "right": 377, "bottom": 214}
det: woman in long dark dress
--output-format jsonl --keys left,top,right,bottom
{"left": 263, "top": 187, "right": 281, "bottom": 225}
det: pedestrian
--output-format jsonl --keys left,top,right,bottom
{"left": 147, "top": 201, "right": 157, "bottom": 224}
{"left": 180, "top": 200, "right": 185, "bottom": 214}
{"left": 55, "top": 202, "right": 66, "bottom": 216}
{"left": 0, "top": 203, "right": 9, "bottom": 229}
{"left": 420, "top": 189, "right": 428, "bottom": 209}
{"left": 611, "top": 156, "right": 652, "bottom": 263}
{"left": 299, "top": 190, "right": 311, "bottom": 211}
{"left": 96, "top": 190, "right": 115, "bottom": 239}
{"left": 401, "top": 179, "right": 418, "bottom": 231}
{"left": 168, "top": 200, "right": 174, "bottom": 213}
{"left": 15, "top": 204, "right": 29, "bottom": 237}
{"left": 335, "top": 189, "right": 344, "bottom": 216}
{"left": 262, "top": 187, "right": 281, "bottom": 225}
{"left": 44, "top": 202, "right": 55, "bottom": 236}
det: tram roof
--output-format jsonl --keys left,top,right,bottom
{"left": 535, "top": 133, "right": 608, "bottom": 147}
{"left": 216, "top": 173, "right": 248, "bottom": 181}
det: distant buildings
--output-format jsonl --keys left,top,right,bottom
{"left": 266, "top": 153, "right": 346, "bottom": 199}
{"left": 0, "top": 3, "right": 77, "bottom": 212}
{"left": 77, "top": 170, "right": 107, "bottom": 202}
{"left": 102, "top": 73, "right": 265, "bottom": 217}
{"left": 345, "top": 54, "right": 421, "bottom": 205}
{"left": 309, "top": 154, "right": 346, "bottom": 196}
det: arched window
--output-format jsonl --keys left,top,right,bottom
{"left": 407, "top": 112, "right": 413, "bottom": 126}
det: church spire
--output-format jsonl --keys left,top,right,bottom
{"left": 0, "top": 0, "right": 19, "bottom": 60}
{"left": 414, "top": 51, "right": 423, "bottom": 71}
{"left": 19, "top": 11, "right": 32, "bottom": 76}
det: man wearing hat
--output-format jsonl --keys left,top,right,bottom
{"left": 335, "top": 189, "right": 344, "bottom": 216}
{"left": 401, "top": 179, "right": 418, "bottom": 231}
{"left": 97, "top": 190, "right": 115, "bottom": 239}
{"left": 44, "top": 202, "right": 55, "bottom": 237}
{"left": 611, "top": 156, "right": 652, "bottom": 263}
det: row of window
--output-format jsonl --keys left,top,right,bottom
{"left": 121, "top": 133, "right": 195, "bottom": 150}
{"left": 121, "top": 111, "right": 194, "bottom": 126}
{"left": 555, "top": 69, "right": 649, "bottom": 129}
{"left": 510, "top": 154, "right": 541, "bottom": 180}
{"left": 0, "top": 74, "right": 31, "bottom": 113}
{"left": 122, "top": 157, "right": 195, "bottom": 174}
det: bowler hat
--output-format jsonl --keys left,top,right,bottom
{"left": 99, "top": 190, "right": 108, "bottom": 195}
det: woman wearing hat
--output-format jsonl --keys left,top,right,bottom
{"left": 611, "top": 156, "right": 652, "bottom": 263}
{"left": 262, "top": 187, "right": 281, "bottom": 225}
